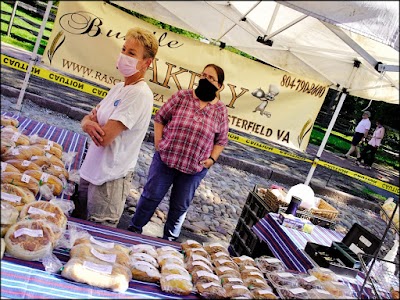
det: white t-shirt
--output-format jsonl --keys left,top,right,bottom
{"left": 355, "top": 118, "right": 371, "bottom": 134}
{"left": 80, "top": 81, "right": 153, "bottom": 185}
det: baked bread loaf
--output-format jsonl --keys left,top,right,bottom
{"left": 204, "top": 242, "right": 229, "bottom": 255}
{"left": 184, "top": 247, "right": 210, "bottom": 260}
{"left": 130, "top": 252, "right": 159, "bottom": 268}
{"left": 161, "top": 262, "right": 190, "bottom": 277}
{"left": 1, "top": 145, "right": 45, "bottom": 161}
{"left": 1, "top": 172, "right": 40, "bottom": 195}
{"left": 73, "top": 236, "right": 130, "bottom": 256}
{"left": 196, "top": 281, "right": 226, "bottom": 299}
{"left": 4, "top": 159, "right": 41, "bottom": 172}
{"left": 192, "top": 270, "right": 220, "bottom": 284}
{"left": 130, "top": 260, "right": 161, "bottom": 283}
{"left": 224, "top": 284, "right": 252, "bottom": 298}
{"left": 1, "top": 161, "right": 21, "bottom": 173}
{"left": 1, "top": 225, "right": 11, "bottom": 238}
{"left": 186, "top": 259, "right": 214, "bottom": 274}
{"left": 129, "top": 243, "right": 158, "bottom": 258}
{"left": 1, "top": 131, "right": 30, "bottom": 146}
{"left": 1, "top": 116, "right": 19, "bottom": 128}
{"left": 23, "top": 170, "right": 63, "bottom": 195}
{"left": 30, "top": 154, "right": 64, "bottom": 169}
{"left": 19, "top": 201, "right": 67, "bottom": 240}
{"left": 1, "top": 139, "right": 15, "bottom": 155}
{"left": 1, "top": 182, "right": 37, "bottom": 206}
{"left": 70, "top": 243, "right": 130, "bottom": 268}
{"left": 29, "top": 135, "right": 63, "bottom": 151}
{"left": 213, "top": 258, "right": 239, "bottom": 271}
{"left": 181, "top": 239, "right": 203, "bottom": 252}
{"left": 160, "top": 273, "right": 193, "bottom": 296}
{"left": 252, "top": 289, "right": 278, "bottom": 299}
{"left": 32, "top": 143, "right": 63, "bottom": 159}
{"left": 4, "top": 219, "right": 56, "bottom": 261}
{"left": 1, "top": 201, "right": 19, "bottom": 225}
{"left": 233, "top": 255, "right": 256, "bottom": 268}
{"left": 214, "top": 266, "right": 241, "bottom": 278}
{"left": 40, "top": 164, "right": 69, "bottom": 180}
{"left": 61, "top": 256, "right": 131, "bottom": 293}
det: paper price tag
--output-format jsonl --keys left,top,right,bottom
{"left": 11, "top": 148, "right": 20, "bottom": 155}
{"left": 304, "top": 275, "right": 318, "bottom": 282}
{"left": 89, "top": 236, "right": 114, "bottom": 249}
{"left": 47, "top": 141, "right": 54, "bottom": 147}
{"left": 90, "top": 247, "right": 116, "bottom": 263}
{"left": 1, "top": 162, "right": 6, "bottom": 172}
{"left": 14, "top": 228, "right": 43, "bottom": 238}
{"left": 22, "top": 160, "right": 31, "bottom": 166}
{"left": 277, "top": 272, "right": 294, "bottom": 278}
{"left": 2, "top": 192, "right": 22, "bottom": 203}
{"left": 83, "top": 261, "right": 112, "bottom": 274}
{"left": 21, "top": 174, "right": 31, "bottom": 183}
{"left": 28, "top": 206, "right": 55, "bottom": 217}
{"left": 266, "top": 257, "right": 281, "bottom": 263}
{"left": 290, "top": 288, "right": 307, "bottom": 294}
{"left": 40, "top": 172, "right": 50, "bottom": 182}
{"left": 53, "top": 165, "right": 62, "bottom": 171}
{"left": 11, "top": 132, "right": 21, "bottom": 142}
{"left": 44, "top": 145, "right": 51, "bottom": 151}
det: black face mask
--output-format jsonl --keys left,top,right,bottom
{"left": 195, "top": 78, "right": 218, "bottom": 102}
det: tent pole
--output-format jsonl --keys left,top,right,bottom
{"left": 304, "top": 91, "right": 347, "bottom": 185}
{"left": 15, "top": 1, "right": 53, "bottom": 112}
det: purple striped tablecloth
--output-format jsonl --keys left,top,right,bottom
{"left": 2, "top": 111, "right": 87, "bottom": 173}
{"left": 253, "top": 213, "right": 382, "bottom": 299}
{"left": 1, "top": 217, "right": 200, "bottom": 299}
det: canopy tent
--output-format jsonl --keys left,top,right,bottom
{"left": 112, "top": 0, "right": 399, "bottom": 185}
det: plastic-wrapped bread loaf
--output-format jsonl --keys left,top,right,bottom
{"left": 1, "top": 145, "right": 45, "bottom": 161}
{"left": 1, "top": 116, "right": 19, "bottom": 128}
{"left": 19, "top": 201, "right": 67, "bottom": 240}
{"left": 4, "top": 219, "right": 56, "bottom": 261}
{"left": 130, "top": 243, "right": 158, "bottom": 258}
{"left": 29, "top": 135, "right": 63, "bottom": 151}
{"left": 195, "top": 281, "right": 226, "bottom": 299}
{"left": 1, "top": 201, "right": 19, "bottom": 225}
{"left": 1, "top": 183, "right": 37, "bottom": 209}
{"left": 32, "top": 143, "right": 63, "bottom": 159}
{"left": 1, "top": 172, "right": 40, "bottom": 195}
{"left": 70, "top": 243, "right": 130, "bottom": 268}
{"left": 130, "top": 260, "right": 161, "bottom": 283}
{"left": 30, "top": 154, "right": 65, "bottom": 169}
{"left": 130, "top": 252, "right": 159, "bottom": 268}
{"left": 160, "top": 273, "right": 193, "bottom": 296}
{"left": 23, "top": 170, "right": 64, "bottom": 195}
{"left": 4, "top": 159, "right": 41, "bottom": 172}
{"left": 181, "top": 239, "right": 203, "bottom": 252}
{"left": 1, "top": 131, "right": 30, "bottom": 146}
{"left": 73, "top": 236, "right": 130, "bottom": 256}
{"left": 61, "top": 256, "right": 131, "bottom": 293}
{"left": 1, "top": 161, "right": 21, "bottom": 173}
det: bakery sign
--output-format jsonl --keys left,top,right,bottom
{"left": 42, "top": 1, "right": 329, "bottom": 152}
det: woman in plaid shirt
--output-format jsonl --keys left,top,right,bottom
{"left": 128, "top": 64, "right": 229, "bottom": 241}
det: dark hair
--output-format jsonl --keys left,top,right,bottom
{"left": 376, "top": 119, "right": 383, "bottom": 125}
{"left": 204, "top": 64, "right": 224, "bottom": 86}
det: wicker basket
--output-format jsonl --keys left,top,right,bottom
{"left": 259, "top": 188, "right": 339, "bottom": 220}
{"left": 309, "top": 198, "right": 339, "bottom": 220}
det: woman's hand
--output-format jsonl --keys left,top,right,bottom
{"left": 82, "top": 118, "right": 105, "bottom": 147}
{"left": 200, "top": 158, "right": 214, "bottom": 169}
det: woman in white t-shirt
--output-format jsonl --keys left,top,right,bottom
{"left": 343, "top": 111, "right": 371, "bottom": 160}
{"left": 357, "top": 119, "right": 385, "bottom": 170}
{"left": 71, "top": 27, "right": 159, "bottom": 227}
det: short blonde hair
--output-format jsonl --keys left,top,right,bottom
{"left": 126, "top": 27, "right": 158, "bottom": 59}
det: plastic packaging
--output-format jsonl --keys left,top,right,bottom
{"left": 62, "top": 151, "right": 77, "bottom": 167}
{"left": 42, "top": 253, "right": 63, "bottom": 273}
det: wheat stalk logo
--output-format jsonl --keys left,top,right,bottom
{"left": 47, "top": 31, "right": 65, "bottom": 64}
{"left": 298, "top": 118, "right": 312, "bottom": 147}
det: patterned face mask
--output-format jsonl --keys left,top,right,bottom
{"left": 195, "top": 78, "right": 218, "bottom": 102}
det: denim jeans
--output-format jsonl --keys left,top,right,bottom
{"left": 130, "top": 151, "right": 208, "bottom": 241}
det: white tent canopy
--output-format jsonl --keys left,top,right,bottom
{"left": 112, "top": 1, "right": 399, "bottom": 104}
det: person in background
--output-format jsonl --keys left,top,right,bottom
{"left": 343, "top": 111, "right": 371, "bottom": 160}
{"left": 72, "top": 27, "right": 158, "bottom": 227}
{"left": 128, "top": 64, "right": 229, "bottom": 241}
{"left": 357, "top": 119, "right": 385, "bottom": 170}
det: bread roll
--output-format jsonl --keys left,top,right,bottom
{"left": 1, "top": 145, "right": 45, "bottom": 162}
{"left": 131, "top": 260, "right": 161, "bottom": 283}
{"left": 4, "top": 159, "right": 41, "bottom": 172}
{"left": 29, "top": 136, "right": 63, "bottom": 151}
{"left": 1, "top": 180, "right": 38, "bottom": 203}
{"left": 70, "top": 243, "right": 130, "bottom": 268}
{"left": 1, "top": 201, "right": 19, "bottom": 225}
{"left": 160, "top": 273, "right": 193, "bottom": 295}
{"left": 73, "top": 236, "right": 130, "bottom": 256}
{"left": 61, "top": 257, "right": 131, "bottom": 293}
{"left": 41, "top": 163, "right": 69, "bottom": 180}
{"left": 1, "top": 161, "right": 20, "bottom": 173}
{"left": 1, "top": 131, "right": 30, "bottom": 146}
{"left": 23, "top": 170, "right": 63, "bottom": 195}
{"left": 1, "top": 116, "right": 19, "bottom": 127}
{"left": 32, "top": 143, "right": 63, "bottom": 159}
{"left": 5, "top": 219, "right": 56, "bottom": 261}
{"left": 19, "top": 201, "right": 67, "bottom": 239}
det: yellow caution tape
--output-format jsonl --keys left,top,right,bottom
{"left": 2, "top": 54, "right": 398, "bottom": 195}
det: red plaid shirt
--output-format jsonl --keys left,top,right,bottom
{"left": 155, "top": 89, "right": 229, "bottom": 174}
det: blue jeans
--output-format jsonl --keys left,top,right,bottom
{"left": 130, "top": 151, "right": 208, "bottom": 241}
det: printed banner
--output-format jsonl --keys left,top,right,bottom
{"left": 42, "top": 1, "right": 329, "bottom": 151}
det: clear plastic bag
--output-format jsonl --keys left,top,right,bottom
{"left": 62, "top": 151, "right": 77, "bottom": 167}
{"left": 42, "top": 253, "right": 63, "bottom": 274}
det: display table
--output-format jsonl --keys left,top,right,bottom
{"left": 252, "top": 213, "right": 390, "bottom": 299}
{"left": 1, "top": 217, "right": 200, "bottom": 299}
